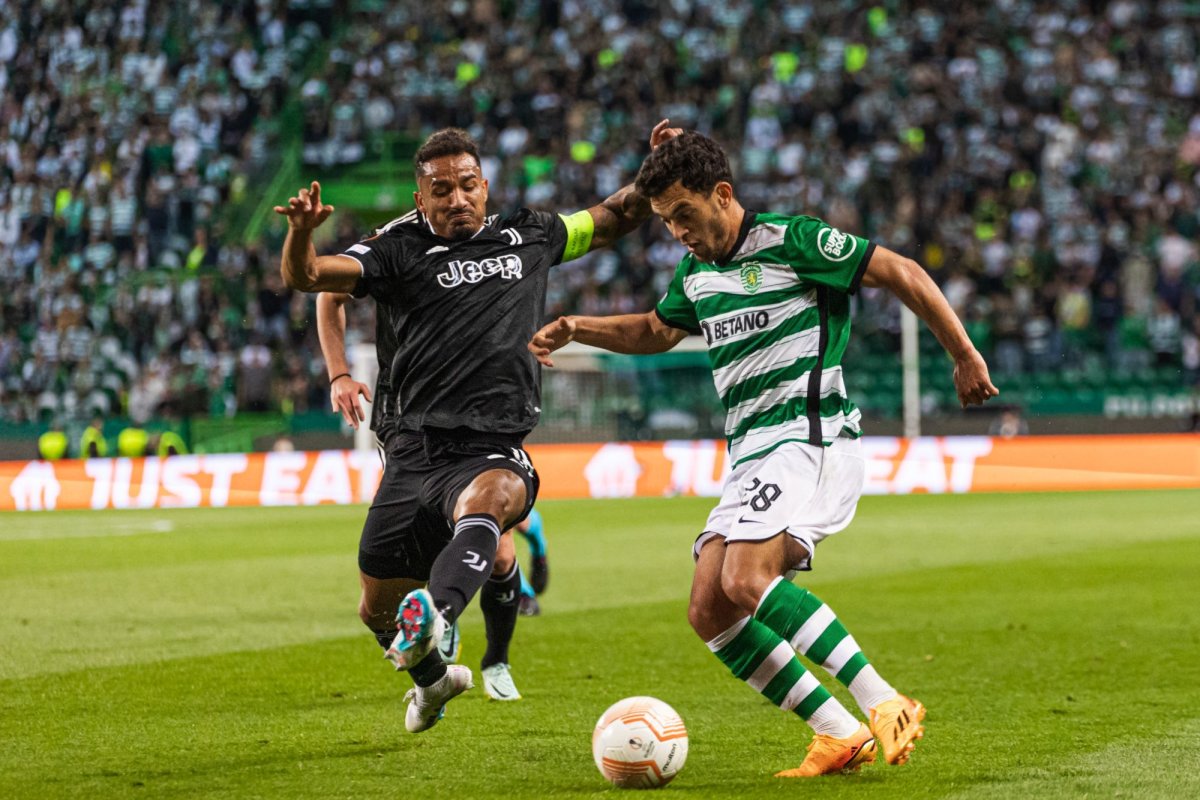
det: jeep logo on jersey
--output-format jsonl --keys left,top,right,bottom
{"left": 700, "top": 310, "right": 770, "bottom": 344}
{"left": 436, "top": 254, "right": 524, "bottom": 288}
{"left": 740, "top": 262, "right": 763, "bottom": 293}
{"left": 817, "top": 227, "right": 856, "bottom": 262}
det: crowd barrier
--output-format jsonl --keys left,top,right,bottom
{"left": 1, "top": 435, "right": 1198, "bottom": 512}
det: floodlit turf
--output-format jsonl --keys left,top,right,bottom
{"left": 2, "top": 490, "right": 1200, "bottom": 799}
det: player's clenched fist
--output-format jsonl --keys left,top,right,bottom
{"left": 274, "top": 180, "right": 335, "bottom": 231}
{"left": 952, "top": 350, "right": 1000, "bottom": 408}
{"left": 528, "top": 316, "right": 577, "bottom": 368}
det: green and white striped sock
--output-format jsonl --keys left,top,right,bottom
{"left": 707, "top": 616, "right": 860, "bottom": 737}
{"left": 754, "top": 576, "right": 897, "bottom": 716}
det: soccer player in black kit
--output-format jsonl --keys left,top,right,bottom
{"left": 276, "top": 123, "right": 678, "bottom": 732}
{"left": 316, "top": 263, "right": 536, "bottom": 702}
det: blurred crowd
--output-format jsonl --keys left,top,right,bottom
{"left": 3, "top": 0, "right": 1200, "bottom": 429}
{"left": 0, "top": 0, "right": 334, "bottom": 425}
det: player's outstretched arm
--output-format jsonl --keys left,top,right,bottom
{"left": 529, "top": 311, "right": 687, "bottom": 367}
{"left": 861, "top": 246, "right": 999, "bottom": 407}
{"left": 573, "top": 120, "right": 683, "bottom": 254}
{"left": 275, "top": 181, "right": 361, "bottom": 293}
{"left": 316, "top": 292, "right": 372, "bottom": 429}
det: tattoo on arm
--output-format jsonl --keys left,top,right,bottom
{"left": 589, "top": 184, "right": 651, "bottom": 251}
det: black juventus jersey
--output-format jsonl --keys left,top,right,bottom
{"left": 346, "top": 208, "right": 569, "bottom": 436}
{"left": 368, "top": 299, "right": 399, "bottom": 437}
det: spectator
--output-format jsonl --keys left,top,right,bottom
{"left": 4, "top": 0, "right": 1199, "bottom": 429}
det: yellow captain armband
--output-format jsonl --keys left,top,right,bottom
{"left": 558, "top": 209, "right": 595, "bottom": 263}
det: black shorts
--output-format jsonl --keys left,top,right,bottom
{"left": 357, "top": 429, "right": 539, "bottom": 580}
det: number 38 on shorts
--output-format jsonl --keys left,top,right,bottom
{"left": 693, "top": 439, "right": 866, "bottom": 573}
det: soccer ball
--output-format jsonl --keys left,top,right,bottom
{"left": 592, "top": 696, "right": 689, "bottom": 789}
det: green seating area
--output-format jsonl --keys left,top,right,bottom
{"left": 845, "top": 334, "right": 1191, "bottom": 418}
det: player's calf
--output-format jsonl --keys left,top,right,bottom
{"left": 480, "top": 561, "right": 521, "bottom": 671}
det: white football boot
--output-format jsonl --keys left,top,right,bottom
{"left": 404, "top": 665, "right": 474, "bottom": 733}
{"left": 437, "top": 620, "right": 462, "bottom": 665}
{"left": 481, "top": 662, "right": 522, "bottom": 701}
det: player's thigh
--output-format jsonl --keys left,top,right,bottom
{"left": 722, "top": 534, "right": 798, "bottom": 610}
{"left": 688, "top": 538, "right": 746, "bottom": 642}
{"left": 430, "top": 441, "right": 539, "bottom": 529}
{"left": 454, "top": 468, "right": 527, "bottom": 524}
{"left": 725, "top": 442, "right": 860, "bottom": 573}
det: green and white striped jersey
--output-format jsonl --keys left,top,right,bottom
{"left": 656, "top": 211, "right": 875, "bottom": 467}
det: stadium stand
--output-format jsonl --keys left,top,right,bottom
{"left": 1, "top": 1, "right": 1198, "bottom": 448}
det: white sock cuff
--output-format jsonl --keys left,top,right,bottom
{"left": 807, "top": 697, "right": 861, "bottom": 738}
{"left": 487, "top": 561, "right": 519, "bottom": 583}
{"left": 455, "top": 514, "right": 501, "bottom": 540}
{"left": 848, "top": 665, "right": 898, "bottom": 712}
{"left": 755, "top": 575, "right": 785, "bottom": 615}
{"left": 705, "top": 616, "right": 751, "bottom": 652}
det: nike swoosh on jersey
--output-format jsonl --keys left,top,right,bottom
{"left": 425, "top": 245, "right": 450, "bottom": 254}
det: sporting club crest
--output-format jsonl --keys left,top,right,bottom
{"left": 740, "top": 262, "right": 763, "bottom": 293}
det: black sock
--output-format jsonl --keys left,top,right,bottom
{"left": 372, "top": 629, "right": 396, "bottom": 650}
{"left": 428, "top": 513, "right": 501, "bottom": 624}
{"left": 480, "top": 561, "right": 521, "bottom": 670}
{"left": 409, "top": 650, "right": 448, "bottom": 688}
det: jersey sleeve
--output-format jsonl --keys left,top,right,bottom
{"left": 520, "top": 209, "right": 573, "bottom": 266}
{"left": 342, "top": 233, "right": 405, "bottom": 300}
{"left": 784, "top": 216, "right": 876, "bottom": 294}
{"left": 654, "top": 260, "right": 701, "bottom": 334}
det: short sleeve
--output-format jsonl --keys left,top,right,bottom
{"left": 342, "top": 233, "right": 405, "bottom": 300}
{"left": 524, "top": 209, "right": 571, "bottom": 265}
{"left": 655, "top": 260, "right": 701, "bottom": 334}
{"left": 785, "top": 216, "right": 875, "bottom": 294}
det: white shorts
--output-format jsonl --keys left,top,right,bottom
{"left": 693, "top": 437, "right": 865, "bottom": 572}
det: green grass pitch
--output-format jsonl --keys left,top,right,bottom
{"left": 3, "top": 490, "right": 1199, "bottom": 798}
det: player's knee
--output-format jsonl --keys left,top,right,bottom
{"left": 719, "top": 569, "right": 761, "bottom": 613}
{"left": 687, "top": 595, "right": 735, "bottom": 642}
{"left": 493, "top": 549, "right": 516, "bottom": 575}
{"left": 358, "top": 596, "right": 384, "bottom": 629}
{"left": 686, "top": 598, "right": 712, "bottom": 639}
{"left": 358, "top": 586, "right": 401, "bottom": 630}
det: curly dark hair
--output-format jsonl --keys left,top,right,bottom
{"left": 414, "top": 128, "right": 481, "bottom": 173}
{"left": 635, "top": 131, "right": 733, "bottom": 199}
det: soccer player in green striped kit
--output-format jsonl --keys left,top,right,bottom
{"left": 530, "top": 130, "right": 998, "bottom": 778}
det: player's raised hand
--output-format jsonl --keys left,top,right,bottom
{"left": 952, "top": 350, "right": 1000, "bottom": 407}
{"left": 528, "top": 316, "right": 577, "bottom": 368}
{"left": 330, "top": 374, "right": 372, "bottom": 429}
{"left": 650, "top": 119, "right": 683, "bottom": 149}
{"left": 274, "top": 181, "right": 335, "bottom": 231}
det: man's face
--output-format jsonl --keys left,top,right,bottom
{"left": 650, "top": 180, "right": 736, "bottom": 264}
{"left": 413, "top": 153, "right": 488, "bottom": 240}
